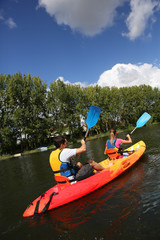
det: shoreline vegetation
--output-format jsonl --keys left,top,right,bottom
{"left": 1, "top": 123, "right": 159, "bottom": 161}
{"left": 1, "top": 73, "right": 160, "bottom": 158}
{"left": 0, "top": 131, "right": 109, "bottom": 161}
{"left": 0, "top": 132, "right": 111, "bottom": 161}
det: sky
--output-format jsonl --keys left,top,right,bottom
{"left": 0, "top": 0, "right": 160, "bottom": 89}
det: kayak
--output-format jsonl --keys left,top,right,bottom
{"left": 23, "top": 141, "right": 146, "bottom": 217}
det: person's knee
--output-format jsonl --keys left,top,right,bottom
{"left": 77, "top": 161, "right": 83, "bottom": 168}
{"left": 88, "top": 160, "right": 96, "bottom": 167}
{"left": 88, "top": 160, "right": 104, "bottom": 171}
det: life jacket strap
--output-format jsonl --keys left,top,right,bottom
{"left": 53, "top": 167, "right": 72, "bottom": 174}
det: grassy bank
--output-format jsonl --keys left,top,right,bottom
{"left": 1, "top": 122, "right": 158, "bottom": 161}
{"left": 0, "top": 129, "right": 122, "bottom": 161}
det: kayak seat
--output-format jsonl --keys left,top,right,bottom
{"left": 105, "top": 148, "right": 121, "bottom": 160}
{"left": 54, "top": 176, "right": 70, "bottom": 188}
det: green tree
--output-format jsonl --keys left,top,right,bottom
{"left": 152, "top": 87, "right": 160, "bottom": 122}
{"left": 0, "top": 74, "right": 17, "bottom": 154}
{"left": 0, "top": 72, "right": 160, "bottom": 155}
{"left": 27, "top": 76, "right": 48, "bottom": 148}
{"left": 48, "top": 79, "right": 85, "bottom": 139}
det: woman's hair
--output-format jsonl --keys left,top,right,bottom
{"left": 109, "top": 128, "right": 117, "bottom": 146}
{"left": 53, "top": 135, "right": 66, "bottom": 148}
{"left": 110, "top": 128, "right": 117, "bottom": 135}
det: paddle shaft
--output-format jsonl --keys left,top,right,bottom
{"left": 130, "top": 127, "right": 137, "bottom": 135}
{"left": 125, "top": 127, "right": 136, "bottom": 139}
{"left": 76, "top": 130, "right": 89, "bottom": 162}
{"left": 126, "top": 112, "right": 151, "bottom": 138}
{"left": 84, "top": 129, "right": 89, "bottom": 141}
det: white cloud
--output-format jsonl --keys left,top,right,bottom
{"left": 0, "top": 9, "right": 4, "bottom": 20}
{"left": 5, "top": 17, "right": 17, "bottom": 29}
{"left": 97, "top": 63, "right": 160, "bottom": 88}
{"left": 38, "top": 0, "right": 159, "bottom": 39}
{"left": 0, "top": 15, "right": 4, "bottom": 20}
{"left": 57, "top": 76, "right": 87, "bottom": 88}
{"left": 0, "top": 8, "right": 17, "bottom": 29}
{"left": 122, "top": 0, "right": 160, "bottom": 40}
{"left": 38, "top": 0, "right": 126, "bottom": 36}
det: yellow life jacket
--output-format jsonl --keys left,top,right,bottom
{"left": 49, "top": 148, "right": 62, "bottom": 176}
{"left": 49, "top": 148, "right": 75, "bottom": 177}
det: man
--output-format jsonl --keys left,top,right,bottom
{"left": 50, "top": 135, "right": 104, "bottom": 181}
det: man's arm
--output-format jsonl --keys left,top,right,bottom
{"left": 76, "top": 139, "right": 86, "bottom": 154}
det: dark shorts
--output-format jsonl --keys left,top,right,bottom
{"left": 75, "top": 163, "right": 94, "bottom": 181}
{"left": 73, "top": 164, "right": 81, "bottom": 175}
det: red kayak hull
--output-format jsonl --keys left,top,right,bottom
{"left": 23, "top": 141, "right": 145, "bottom": 217}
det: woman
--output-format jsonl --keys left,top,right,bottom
{"left": 104, "top": 128, "right": 132, "bottom": 159}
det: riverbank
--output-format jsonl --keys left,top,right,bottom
{"left": 0, "top": 129, "right": 126, "bottom": 161}
{"left": 0, "top": 133, "right": 105, "bottom": 161}
{"left": 1, "top": 122, "right": 157, "bottom": 161}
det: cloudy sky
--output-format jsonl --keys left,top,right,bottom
{"left": 0, "top": 0, "right": 160, "bottom": 88}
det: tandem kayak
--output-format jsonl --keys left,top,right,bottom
{"left": 23, "top": 141, "right": 146, "bottom": 217}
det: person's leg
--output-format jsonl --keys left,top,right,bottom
{"left": 73, "top": 161, "right": 83, "bottom": 175}
{"left": 76, "top": 161, "right": 83, "bottom": 168}
{"left": 75, "top": 163, "right": 94, "bottom": 181}
{"left": 88, "top": 160, "right": 104, "bottom": 172}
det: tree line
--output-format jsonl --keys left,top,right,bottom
{"left": 0, "top": 72, "right": 160, "bottom": 155}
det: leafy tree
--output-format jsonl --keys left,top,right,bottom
{"left": 48, "top": 79, "right": 85, "bottom": 139}
{"left": 152, "top": 87, "right": 160, "bottom": 122}
{"left": 0, "top": 74, "right": 17, "bottom": 154}
{"left": 27, "top": 75, "right": 48, "bottom": 148}
{"left": 0, "top": 72, "right": 160, "bottom": 155}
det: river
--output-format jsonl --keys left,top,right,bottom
{"left": 0, "top": 124, "right": 160, "bottom": 240}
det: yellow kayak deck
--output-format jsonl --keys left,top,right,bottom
{"left": 99, "top": 140, "right": 146, "bottom": 173}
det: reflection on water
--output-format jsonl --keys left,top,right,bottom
{"left": 0, "top": 124, "right": 160, "bottom": 240}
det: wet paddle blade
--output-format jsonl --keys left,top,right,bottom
{"left": 136, "top": 112, "right": 151, "bottom": 128}
{"left": 86, "top": 105, "right": 101, "bottom": 130}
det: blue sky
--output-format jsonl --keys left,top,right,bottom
{"left": 0, "top": 0, "right": 160, "bottom": 88}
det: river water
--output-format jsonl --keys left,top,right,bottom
{"left": 0, "top": 124, "right": 160, "bottom": 240}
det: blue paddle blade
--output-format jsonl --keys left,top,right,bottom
{"left": 86, "top": 105, "right": 101, "bottom": 130}
{"left": 136, "top": 112, "right": 151, "bottom": 128}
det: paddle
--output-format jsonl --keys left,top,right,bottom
{"left": 84, "top": 105, "right": 101, "bottom": 141}
{"left": 76, "top": 105, "right": 101, "bottom": 162}
{"left": 124, "top": 112, "right": 151, "bottom": 143}
{"left": 130, "top": 112, "right": 151, "bottom": 135}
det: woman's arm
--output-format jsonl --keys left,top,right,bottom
{"left": 121, "top": 134, "right": 132, "bottom": 144}
{"left": 104, "top": 146, "right": 107, "bottom": 155}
